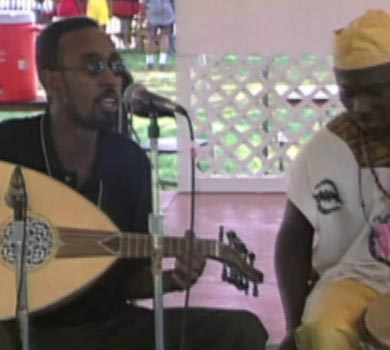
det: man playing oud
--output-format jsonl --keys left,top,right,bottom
{"left": 0, "top": 17, "right": 268, "bottom": 350}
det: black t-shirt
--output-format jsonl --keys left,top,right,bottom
{"left": 0, "top": 113, "right": 152, "bottom": 325}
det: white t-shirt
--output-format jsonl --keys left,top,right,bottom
{"left": 287, "top": 122, "right": 390, "bottom": 295}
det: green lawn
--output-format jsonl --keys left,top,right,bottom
{"left": 121, "top": 51, "right": 179, "bottom": 186}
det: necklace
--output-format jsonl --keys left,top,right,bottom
{"left": 358, "top": 134, "right": 390, "bottom": 268}
{"left": 359, "top": 132, "right": 390, "bottom": 200}
{"left": 39, "top": 115, "right": 103, "bottom": 208}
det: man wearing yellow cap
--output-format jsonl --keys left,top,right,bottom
{"left": 275, "top": 9, "right": 390, "bottom": 350}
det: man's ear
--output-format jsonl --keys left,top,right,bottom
{"left": 41, "top": 70, "right": 64, "bottom": 98}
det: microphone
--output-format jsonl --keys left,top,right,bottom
{"left": 5, "top": 166, "right": 30, "bottom": 350}
{"left": 123, "top": 83, "right": 188, "bottom": 117}
{"left": 5, "top": 166, "right": 28, "bottom": 220}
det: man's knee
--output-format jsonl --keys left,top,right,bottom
{"left": 231, "top": 311, "right": 268, "bottom": 344}
{"left": 296, "top": 319, "right": 359, "bottom": 349}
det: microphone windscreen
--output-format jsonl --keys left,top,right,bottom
{"left": 123, "top": 84, "right": 175, "bottom": 117}
{"left": 123, "top": 83, "right": 144, "bottom": 105}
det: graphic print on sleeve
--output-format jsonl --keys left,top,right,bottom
{"left": 313, "top": 178, "right": 343, "bottom": 215}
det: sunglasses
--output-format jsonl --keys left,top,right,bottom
{"left": 57, "top": 55, "right": 127, "bottom": 77}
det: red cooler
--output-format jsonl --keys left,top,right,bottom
{"left": 0, "top": 11, "right": 38, "bottom": 102}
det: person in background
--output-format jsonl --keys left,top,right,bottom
{"left": 33, "top": 0, "right": 54, "bottom": 24}
{"left": 0, "top": 16, "right": 269, "bottom": 350}
{"left": 275, "top": 9, "right": 390, "bottom": 350}
{"left": 55, "top": 0, "right": 86, "bottom": 19}
{"left": 167, "top": 0, "right": 175, "bottom": 58}
{"left": 87, "top": 0, "right": 111, "bottom": 31}
{"left": 112, "top": 0, "right": 140, "bottom": 49}
{"left": 140, "top": 0, "right": 174, "bottom": 71}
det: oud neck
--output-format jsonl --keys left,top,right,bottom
{"left": 116, "top": 234, "right": 222, "bottom": 259}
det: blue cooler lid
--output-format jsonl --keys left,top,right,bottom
{"left": 0, "top": 10, "right": 34, "bottom": 24}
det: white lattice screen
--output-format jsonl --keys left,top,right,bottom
{"left": 177, "top": 54, "right": 343, "bottom": 191}
{"left": 193, "top": 54, "right": 341, "bottom": 173}
{"left": 176, "top": 0, "right": 390, "bottom": 192}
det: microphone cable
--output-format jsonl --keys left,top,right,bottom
{"left": 178, "top": 110, "right": 197, "bottom": 350}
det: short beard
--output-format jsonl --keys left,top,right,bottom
{"left": 67, "top": 104, "right": 116, "bottom": 131}
{"left": 60, "top": 76, "right": 118, "bottom": 131}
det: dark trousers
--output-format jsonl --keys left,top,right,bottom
{"left": 1, "top": 307, "right": 268, "bottom": 350}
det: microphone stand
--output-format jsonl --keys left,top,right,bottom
{"left": 9, "top": 166, "right": 30, "bottom": 350}
{"left": 147, "top": 113, "right": 165, "bottom": 350}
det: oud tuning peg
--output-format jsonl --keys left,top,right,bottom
{"left": 237, "top": 273, "right": 243, "bottom": 288}
{"left": 230, "top": 266, "right": 238, "bottom": 281}
{"left": 226, "top": 230, "right": 237, "bottom": 241}
{"left": 249, "top": 252, "right": 256, "bottom": 266}
{"left": 227, "top": 231, "right": 248, "bottom": 254}
{"left": 219, "top": 226, "right": 224, "bottom": 243}
{"left": 222, "top": 263, "right": 228, "bottom": 281}
{"left": 242, "top": 275, "right": 249, "bottom": 294}
{"left": 227, "top": 231, "right": 240, "bottom": 249}
{"left": 217, "top": 227, "right": 262, "bottom": 297}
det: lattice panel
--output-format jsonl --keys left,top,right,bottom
{"left": 190, "top": 54, "right": 343, "bottom": 177}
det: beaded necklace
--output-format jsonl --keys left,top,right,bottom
{"left": 359, "top": 132, "right": 390, "bottom": 200}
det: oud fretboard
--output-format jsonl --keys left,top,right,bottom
{"left": 57, "top": 228, "right": 222, "bottom": 259}
{"left": 117, "top": 234, "right": 221, "bottom": 259}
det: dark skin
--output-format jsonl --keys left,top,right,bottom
{"left": 335, "top": 62, "right": 390, "bottom": 145}
{"left": 275, "top": 201, "right": 314, "bottom": 350}
{"left": 41, "top": 26, "right": 206, "bottom": 299}
{"left": 276, "top": 62, "right": 390, "bottom": 350}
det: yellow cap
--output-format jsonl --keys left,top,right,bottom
{"left": 333, "top": 10, "right": 390, "bottom": 70}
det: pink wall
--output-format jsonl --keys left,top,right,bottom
{"left": 176, "top": 0, "right": 390, "bottom": 55}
